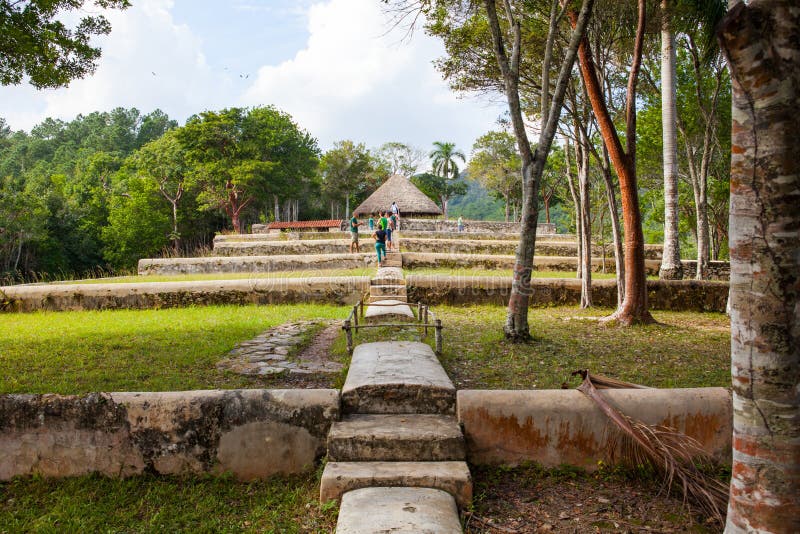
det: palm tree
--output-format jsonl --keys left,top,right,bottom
{"left": 429, "top": 141, "right": 465, "bottom": 219}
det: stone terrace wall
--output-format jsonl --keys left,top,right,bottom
{"left": 458, "top": 388, "right": 731, "bottom": 469}
{"left": 1, "top": 277, "right": 369, "bottom": 313}
{"left": 399, "top": 218, "right": 556, "bottom": 234}
{"left": 399, "top": 239, "right": 662, "bottom": 260}
{"left": 681, "top": 260, "right": 731, "bottom": 281}
{"left": 406, "top": 276, "right": 729, "bottom": 312}
{"left": 402, "top": 253, "right": 663, "bottom": 276}
{"left": 0, "top": 389, "right": 339, "bottom": 480}
{"left": 139, "top": 254, "right": 377, "bottom": 275}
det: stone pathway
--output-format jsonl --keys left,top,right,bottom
{"left": 216, "top": 320, "right": 343, "bottom": 376}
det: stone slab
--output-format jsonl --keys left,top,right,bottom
{"left": 320, "top": 461, "right": 472, "bottom": 509}
{"left": 327, "top": 414, "right": 465, "bottom": 462}
{"left": 370, "top": 284, "right": 407, "bottom": 297}
{"left": 337, "top": 487, "right": 462, "bottom": 533}
{"left": 369, "top": 295, "right": 408, "bottom": 303}
{"left": 364, "top": 300, "right": 414, "bottom": 321}
{"left": 341, "top": 341, "right": 455, "bottom": 414}
{"left": 457, "top": 388, "right": 732, "bottom": 468}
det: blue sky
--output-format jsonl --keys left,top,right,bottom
{"left": 1, "top": 0, "right": 507, "bottom": 158}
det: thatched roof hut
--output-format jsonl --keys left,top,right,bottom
{"left": 353, "top": 174, "right": 442, "bottom": 217}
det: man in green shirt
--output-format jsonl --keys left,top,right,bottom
{"left": 349, "top": 214, "right": 361, "bottom": 253}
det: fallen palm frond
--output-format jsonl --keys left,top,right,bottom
{"left": 573, "top": 370, "right": 728, "bottom": 525}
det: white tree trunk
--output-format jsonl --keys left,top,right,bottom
{"left": 659, "top": 0, "right": 683, "bottom": 280}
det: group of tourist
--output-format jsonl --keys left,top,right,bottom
{"left": 349, "top": 201, "right": 400, "bottom": 266}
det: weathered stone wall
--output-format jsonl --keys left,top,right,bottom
{"left": 399, "top": 239, "right": 662, "bottom": 260}
{"left": 0, "top": 389, "right": 340, "bottom": 480}
{"left": 138, "top": 254, "right": 376, "bottom": 275}
{"left": 1, "top": 277, "right": 370, "bottom": 313}
{"left": 680, "top": 261, "right": 731, "bottom": 281}
{"left": 212, "top": 240, "right": 354, "bottom": 256}
{"left": 402, "top": 253, "right": 663, "bottom": 276}
{"left": 399, "top": 219, "right": 557, "bottom": 234}
{"left": 457, "top": 388, "right": 732, "bottom": 469}
{"left": 406, "top": 276, "right": 729, "bottom": 312}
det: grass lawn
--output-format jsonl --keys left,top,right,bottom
{"left": 335, "top": 305, "right": 731, "bottom": 390}
{"left": 2, "top": 303, "right": 730, "bottom": 394}
{"left": 0, "top": 471, "right": 337, "bottom": 533}
{"left": 0, "top": 304, "right": 347, "bottom": 394}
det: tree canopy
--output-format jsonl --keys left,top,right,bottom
{"left": 0, "top": 0, "right": 130, "bottom": 88}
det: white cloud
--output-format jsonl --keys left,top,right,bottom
{"left": 241, "top": 0, "right": 505, "bottom": 154}
{"left": 1, "top": 0, "right": 506, "bottom": 158}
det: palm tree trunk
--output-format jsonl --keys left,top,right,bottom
{"left": 719, "top": 3, "right": 800, "bottom": 532}
{"left": 659, "top": 0, "right": 683, "bottom": 280}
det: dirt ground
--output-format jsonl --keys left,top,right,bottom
{"left": 465, "top": 465, "right": 723, "bottom": 533}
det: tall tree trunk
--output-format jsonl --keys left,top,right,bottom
{"left": 659, "top": 0, "right": 683, "bottom": 280}
{"left": 504, "top": 191, "right": 510, "bottom": 222}
{"left": 569, "top": 1, "right": 653, "bottom": 325}
{"left": 600, "top": 145, "right": 625, "bottom": 306}
{"left": 695, "top": 183, "right": 710, "bottom": 279}
{"left": 577, "top": 131, "right": 592, "bottom": 308}
{"left": 345, "top": 194, "right": 350, "bottom": 219}
{"left": 719, "top": 3, "right": 800, "bottom": 533}
{"left": 485, "top": 0, "right": 595, "bottom": 339}
{"left": 275, "top": 195, "right": 281, "bottom": 222}
{"left": 565, "top": 137, "right": 582, "bottom": 280}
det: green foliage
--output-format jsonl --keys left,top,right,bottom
{"left": 319, "top": 139, "right": 385, "bottom": 216}
{"left": 468, "top": 130, "right": 522, "bottom": 221}
{"left": 411, "top": 172, "right": 468, "bottom": 208}
{"left": 177, "top": 107, "right": 319, "bottom": 232}
{"left": 0, "top": 0, "right": 131, "bottom": 88}
{"left": 101, "top": 175, "right": 170, "bottom": 268}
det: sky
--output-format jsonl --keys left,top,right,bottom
{"left": 1, "top": 0, "right": 508, "bottom": 158}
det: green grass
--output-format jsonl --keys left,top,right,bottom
{"left": 333, "top": 305, "right": 730, "bottom": 390}
{"left": 0, "top": 304, "right": 346, "bottom": 394}
{"left": 45, "top": 268, "right": 373, "bottom": 285}
{"left": 0, "top": 471, "right": 337, "bottom": 533}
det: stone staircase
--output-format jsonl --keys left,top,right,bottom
{"left": 321, "top": 341, "right": 470, "bottom": 532}
{"left": 321, "top": 250, "right": 471, "bottom": 532}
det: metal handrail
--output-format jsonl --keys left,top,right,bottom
{"left": 342, "top": 297, "right": 443, "bottom": 355}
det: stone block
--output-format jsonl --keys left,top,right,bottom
{"left": 327, "top": 414, "right": 465, "bottom": 462}
{"left": 457, "top": 388, "right": 732, "bottom": 469}
{"left": 341, "top": 341, "right": 455, "bottom": 414}
{"left": 336, "top": 487, "right": 462, "bottom": 533}
{"left": 320, "top": 461, "right": 472, "bottom": 509}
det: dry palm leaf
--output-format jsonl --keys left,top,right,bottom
{"left": 573, "top": 370, "right": 728, "bottom": 525}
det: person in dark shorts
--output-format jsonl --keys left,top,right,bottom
{"left": 349, "top": 214, "right": 361, "bottom": 253}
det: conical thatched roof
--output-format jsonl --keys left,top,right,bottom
{"left": 353, "top": 174, "right": 442, "bottom": 216}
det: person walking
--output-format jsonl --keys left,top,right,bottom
{"left": 368, "top": 213, "right": 375, "bottom": 231}
{"left": 391, "top": 201, "right": 401, "bottom": 231}
{"left": 457, "top": 216, "right": 464, "bottom": 232}
{"left": 373, "top": 226, "right": 387, "bottom": 266}
{"left": 379, "top": 211, "right": 389, "bottom": 232}
{"left": 349, "top": 213, "right": 361, "bottom": 253}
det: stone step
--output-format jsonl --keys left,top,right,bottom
{"left": 336, "top": 487, "right": 462, "bottom": 533}
{"left": 370, "top": 276, "right": 406, "bottom": 286}
{"left": 327, "top": 414, "right": 465, "bottom": 462}
{"left": 341, "top": 341, "right": 455, "bottom": 414}
{"left": 320, "top": 461, "right": 472, "bottom": 510}
{"left": 364, "top": 300, "right": 414, "bottom": 322}
{"left": 370, "top": 285, "right": 407, "bottom": 297}
{"left": 369, "top": 295, "right": 408, "bottom": 303}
